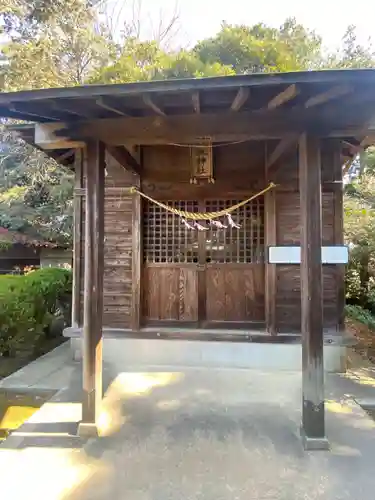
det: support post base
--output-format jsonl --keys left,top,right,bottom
{"left": 78, "top": 422, "right": 99, "bottom": 438}
{"left": 300, "top": 426, "right": 329, "bottom": 451}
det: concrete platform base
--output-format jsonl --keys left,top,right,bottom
{"left": 71, "top": 337, "right": 347, "bottom": 372}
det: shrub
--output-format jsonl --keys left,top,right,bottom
{"left": 345, "top": 304, "right": 375, "bottom": 331}
{"left": 0, "top": 268, "right": 72, "bottom": 357}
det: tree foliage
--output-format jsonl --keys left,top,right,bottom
{"left": 0, "top": 125, "right": 74, "bottom": 245}
{"left": 194, "top": 18, "right": 323, "bottom": 74}
{"left": 344, "top": 152, "right": 375, "bottom": 312}
{"left": 1, "top": 0, "right": 375, "bottom": 251}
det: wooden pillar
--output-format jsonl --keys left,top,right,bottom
{"left": 299, "top": 134, "right": 328, "bottom": 450}
{"left": 332, "top": 141, "right": 345, "bottom": 332}
{"left": 71, "top": 149, "right": 83, "bottom": 328}
{"left": 78, "top": 140, "right": 105, "bottom": 438}
{"left": 265, "top": 144, "right": 277, "bottom": 334}
{"left": 131, "top": 172, "right": 142, "bottom": 331}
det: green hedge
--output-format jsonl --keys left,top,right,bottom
{"left": 0, "top": 268, "right": 72, "bottom": 357}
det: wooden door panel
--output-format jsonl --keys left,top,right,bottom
{"left": 180, "top": 266, "right": 199, "bottom": 321}
{"left": 205, "top": 268, "right": 226, "bottom": 321}
{"left": 206, "top": 264, "right": 265, "bottom": 322}
{"left": 143, "top": 265, "right": 198, "bottom": 322}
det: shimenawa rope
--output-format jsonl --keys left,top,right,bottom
{"left": 129, "top": 182, "right": 276, "bottom": 220}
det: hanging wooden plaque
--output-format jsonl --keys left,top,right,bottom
{"left": 190, "top": 137, "right": 214, "bottom": 185}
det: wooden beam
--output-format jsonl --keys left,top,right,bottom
{"left": 77, "top": 139, "right": 105, "bottom": 438}
{"left": 143, "top": 94, "right": 165, "bottom": 116}
{"left": 265, "top": 143, "right": 277, "bottom": 335}
{"left": 267, "top": 134, "right": 299, "bottom": 173}
{"left": 230, "top": 87, "right": 250, "bottom": 111}
{"left": 267, "top": 84, "right": 298, "bottom": 110}
{"left": 35, "top": 107, "right": 375, "bottom": 150}
{"left": 35, "top": 122, "right": 85, "bottom": 149}
{"left": 71, "top": 149, "right": 83, "bottom": 329}
{"left": 305, "top": 85, "right": 352, "bottom": 108}
{"left": 299, "top": 134, "right": 328, "bottom": 450}
{"left": 96, "top": 97, "right": 129, "bottom": 116}
{"left": 55, "top": 148, "right": 75, "bottom": 163}
{"left": 131, "top": 171, "right": 142, "bottom": 331}
{"left": 106, "top": 145, "right": 141, "bottom": 175}
{"left": 192, "top": 91, "right": 200, "bottom": 114}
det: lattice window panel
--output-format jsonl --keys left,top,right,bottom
{"left": 204, "top": 197, "right": 265, "bottom": 263}
{"left": 143, "top": 200, "right": 199, "bottom": 263}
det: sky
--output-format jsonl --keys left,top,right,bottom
{"left": 102, "top": 0, "right": 375, "bottom": 51}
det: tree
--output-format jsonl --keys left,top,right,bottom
{"left": 95, "top": 0, "right": 182, "bottom": 49}
{"left": 1, "top": 0, "right": 112, "bottom": 89}
{"left": 1, "top": 3, "right": 375, "bottom": 249}
{"left": 90, "top": 39, "right": 234, "bottom": 84}
{"left": 0, "top": 125, "right": 74, "bottom": 245}
{"left": 194, "top": 18, "right": 323, "bottom": 74}
{"left": 326, "top": 25, "right": 375, "bottom": 69}
{"left": 0, "top": 0, "right": 111, "bottom": 245}
{"left": 344, "top": 166, "right": 375, "bottom": 310}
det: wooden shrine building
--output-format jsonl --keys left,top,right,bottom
{"left": 1, "top": 69, "right": 375, "bottom": 449}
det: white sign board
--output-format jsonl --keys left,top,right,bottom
{"left": 268, "top": 246, "right": 348, "bottom": 264}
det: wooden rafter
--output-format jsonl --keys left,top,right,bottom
{"left": 304, "top": 85, "right": 352, "bottom": 108}
{"left": 106, "top": 145, "right": 141, "bottom": 175}
{"left": 267, "top": 134, "right": 299, "bottom": 173}
{"left": 230, "top": 87, "right": 250, "bottom": 111}
{"left": 96, "top": 97, "right": 129, "bottom": 116}
{"left": 143, "top": 94, "right": 165, "bottom": 116}
{"left": 9, "top": 103, "right": 57, "bottom": 122}
{"left": 192, "top": 91, "right": 200, "bottom": 114}
{"left": 50, "top": 101, "right": 91, "bottom": 119}
{"left": 267, "top": 84, "right": 298, "bottom": 110}
{"left": 341, "top": 135, "right": 374, "bottom": 172}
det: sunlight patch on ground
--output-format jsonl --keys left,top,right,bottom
{"left": 326, "top": 400, "right": 353, "bottom": 414}
{"left": 329, "top": 444, "right": 362, "bottom": 457}
{"left": 326, "top": 398, "right": 375, "bottom": 431}
{"left": 0, "top": 398, "right": 107, "bottom": 499}
{"left": 27, "top": 402, "right": 82, "bottom": 424}
{"left": 343, "top": 369, "right": 375, "bottom": 387}
{"left": 98, "top": 371, "right": 184, "bottom": 436}
{"left": 0, "top": 446, "right": 108, "bottom": 500}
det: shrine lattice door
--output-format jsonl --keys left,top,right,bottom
{"left": 142, "top": 198, "right": 265, "bottom": 328}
